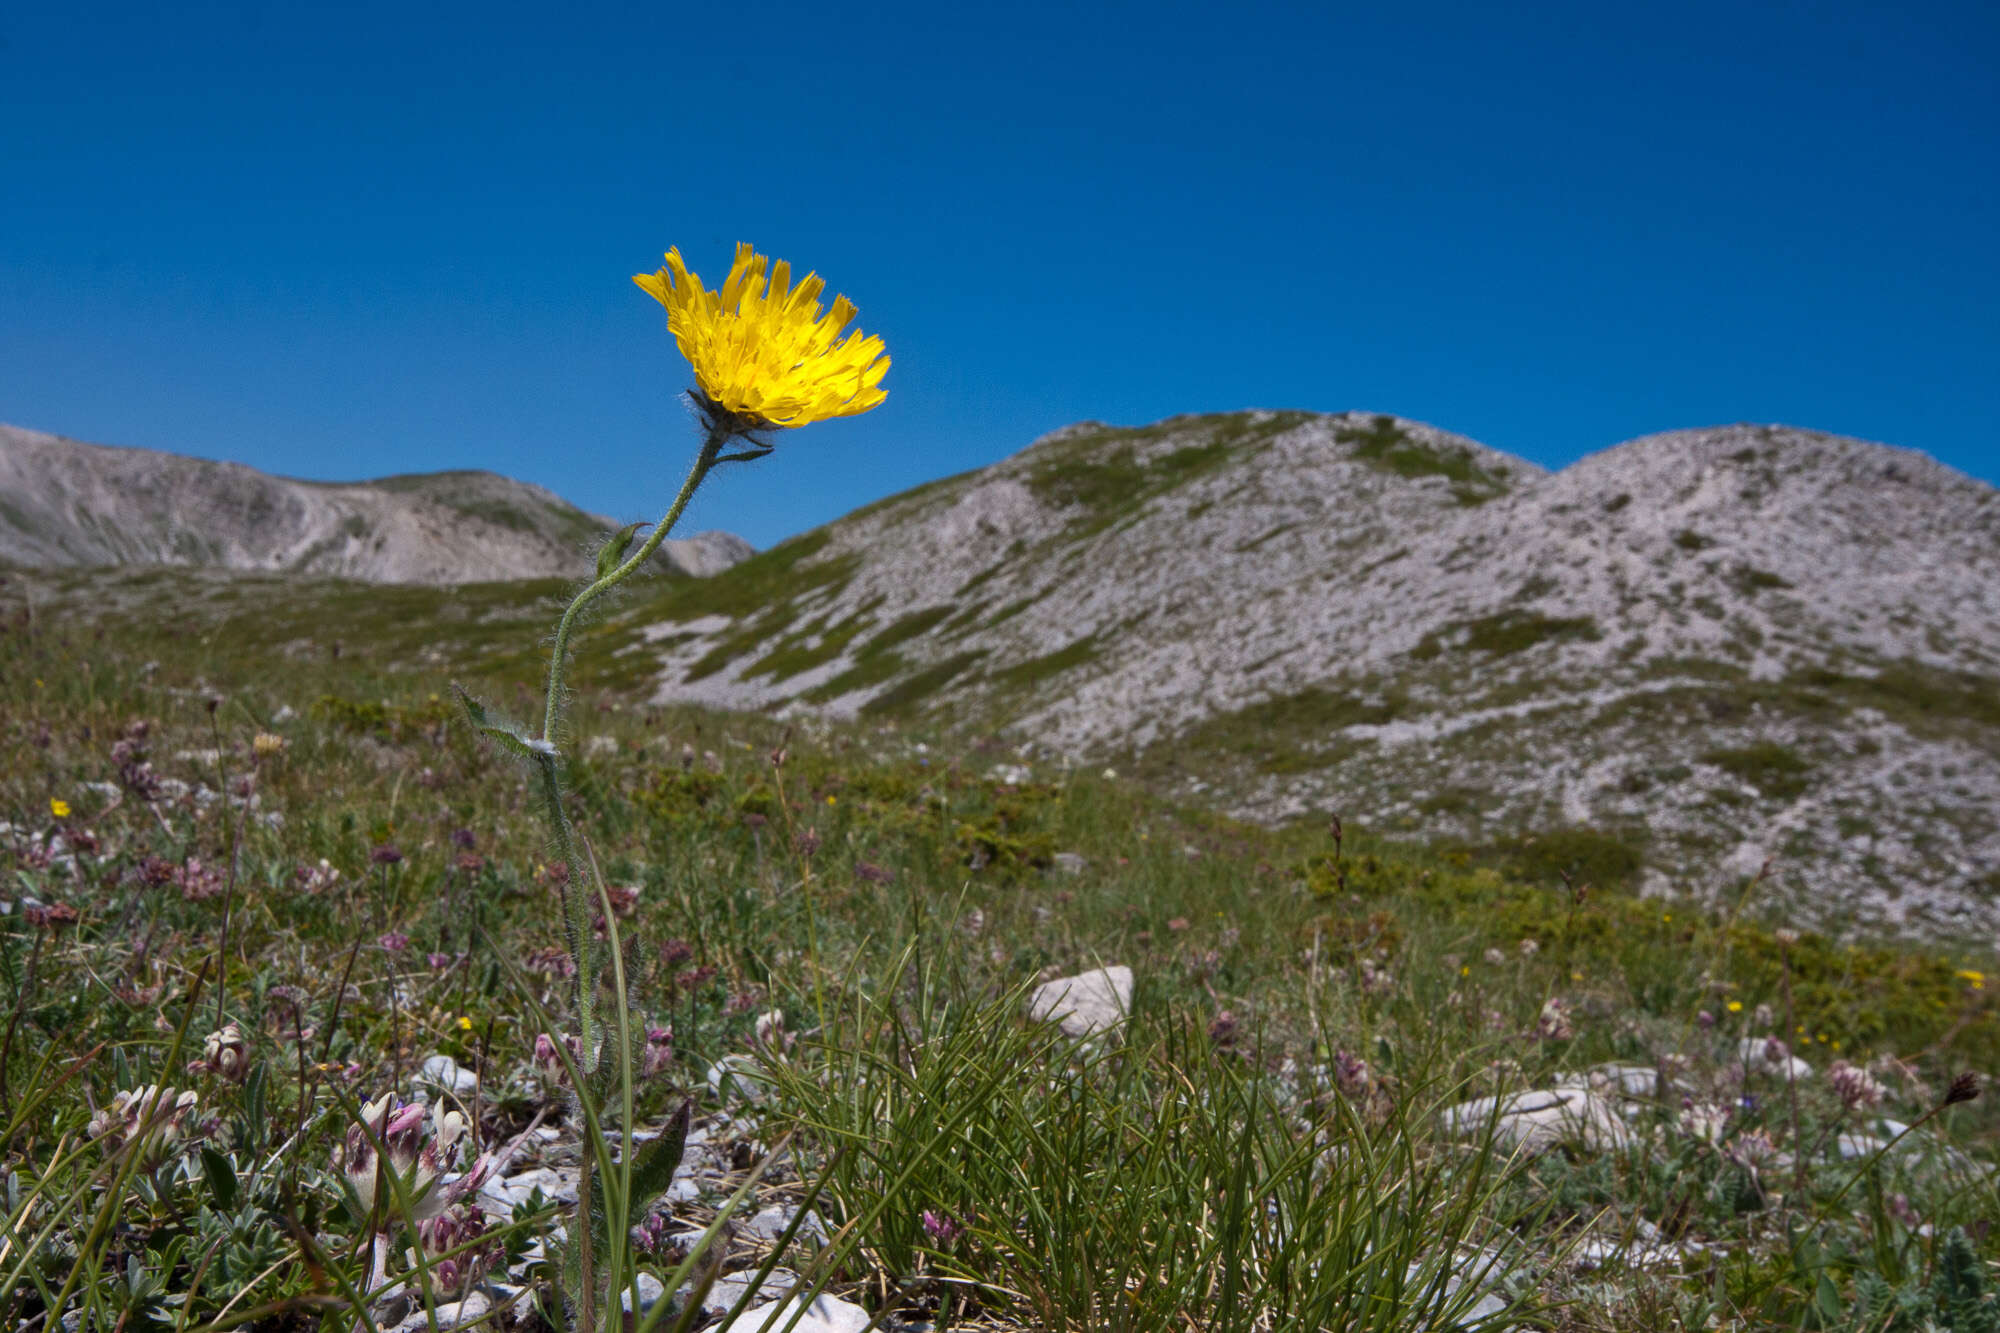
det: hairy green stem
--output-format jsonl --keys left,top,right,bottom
{"left": 541, "top": 425, "right": 729, "bottom": 745}
{"left": 531, "top": 421, "right": 731, "bottom": 1058}
{"left": 532, "top": 752, "right": 596, "bottom": 1055}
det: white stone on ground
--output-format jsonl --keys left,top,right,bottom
{"left": 1738, "top": 1037, "right": 1813, "bottom": 1081}
{"left": 417, "top": 1054, "right": 479, "bottom": 1096}
{"left": 744, "top": 1203, "right": 827, "bottom": 1243}
{"left": 619, "top": 1273, "right": 666, "bottom": 1314}
{"left": 708, "top": 1053, "right": 775, "bottom": 1104}
{"left": 703, "top": 1269, "right": 799, "bottom": 1316}
{"left": 720, "top": 1293, "right": 872, "bottom": 1333}
{"left": 1028, "top": 965, "right": 1133, "bottom": 1038}
{"left": 1441, "top": 1087, "right": 1632, "bottom": 1154}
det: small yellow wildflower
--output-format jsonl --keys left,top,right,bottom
{"left": 456, "top": 1016, "right": 474, "bottom": 1032}
{"left": 1570, "top": 970, "right": 1583, "bottom": 981}
{"left": 1460, "top": 965, "right": 1469, "bottom": 977}
{"left": 826, "top": 795, "right": 837, "bottom": 806}
{"left": 1958, "top": 969, "right": 1986, "bottom": 990}
{"left": 1661, "top": 913, "right": 1672, "bottom": 923}
{"left": 1727, "top": 1000, "right": 1743, "bottom": 1013}
{"left": 49, "top": 798, "right": 70, "bottom": 818}
{"left": 634, "top": 243, "right": 889, "bottom": 429}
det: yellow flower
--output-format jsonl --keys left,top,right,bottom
{"left": 1726, "top": 1000, "right": 1743, "bottom": 1013}
{"left": 49, "top": 798, "right": 70, "bottom": 818}
{"left": 634, "top": 243, "right": 889, "bottom": 429}
{"left": 456, "top": 1016, "right": 474, "bottom": 1032}
{"left": 1959, "top": 969, "right": 1986, "bottom": 990}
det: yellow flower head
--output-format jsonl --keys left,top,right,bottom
{"left": 1959, "top": 969, "right": 1986, "bottom": 990}
{"left": 634, "top": 243, "right": 889, "bottom": 429}
{"left": 49, "top": 798, "right": 70, "bottom": 819}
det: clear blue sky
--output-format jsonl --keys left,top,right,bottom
{"left": 5, "top": 0, "right": 1995, "bottom": 549}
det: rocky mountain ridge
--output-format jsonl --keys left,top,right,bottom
{"left": 620, "top": 410, "right": 2000, "bottom": 935}
{"left": 0, "top": 423, "right": 752, "bottom": 584}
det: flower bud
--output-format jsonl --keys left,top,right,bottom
{"left": 1828, "top": 1060, "right": 1886, "bottom": 1109}
{"left": 190, "top": 1022, "right": 250, "bottom": 1084}
{"left": 642, "top": 1025, "right": 674, "bottom": 1078}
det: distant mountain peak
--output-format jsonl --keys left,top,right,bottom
{"left": 0, "top": 424, "right": 753, "bottom": 585}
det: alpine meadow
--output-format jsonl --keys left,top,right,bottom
{"left": 5, "top": 242, "right": 2000, "bottom": 1333}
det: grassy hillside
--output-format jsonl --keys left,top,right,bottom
{"left": 577, "top": 412, "right": 2000, "bottom": 939}
{"left": 5, "top": 567, "right": 2000, "bottom": 1330}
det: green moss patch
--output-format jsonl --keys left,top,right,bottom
{"left": 866, "top": 606, "right": 956, "bottom": 655}
{"left": 1703, "top": 741, "right": 1816, "bottom": 800}
{"left": 673, "top": 536, "right": 863, "bottom": 683}
{"left": 859, "top": 650, "right": 987, "bottom": 716}
{"left": 994, "top": 635, "right": 1101, "bottom": 692}
{"left": 1335, "top": 415, "right": 1513, "bottom": 504}
{"left": 742, "top": 607, "right": 879, "bottom": 683}
{"left": 650, "top": 530, "right": 852, "bottom": 623}
{"left": 1443, "top": 826, "right": 1648, "bottom": 892}
{"left": 1415, "top": 610, "right": 1602, "bottom": 660}
{"left": 1022, "top": 412, "right": 1311, "bottom": 539}
{"left": 1149, "top": 685, "right": 1405, "bottom": 778}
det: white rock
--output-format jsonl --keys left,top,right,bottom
{"left": 1836, "top": 1131, "right": 1891, "bottom": 1160}
{"left": 619, "top": 1273, "right": 667, "bottom": 1313}
{"left": 707, "top": 1054, "right": 775, "bottom": 1105}
{"left": 1441, "top": 1087, "right": 1633, "bottom": 1154}
{"left": 703, "top": 1269, "right": 799, "bottom": 1316}
{"left": 1028, "top": 965, "right": 1134, "bottom": 1038}
{"left": 429, "top": 1292, "right": 491, "bottom": 1330}
{"left": 1404, "top": 1248, "right": 1513, "bottom": 1327}
{"left": 744, "top": 1203, "right": 827, "bottom": 1243}
{"left": 480, "top": 1165, "right": 577, "bottom": 1210}
{"left": 1587, "top": 1064, "right": 1659, "bottom": 1099}
{"left": 417, "top": 1055, "right": 479, "bottom": 1096}
{"left": 1568, "top": 1235, "right": 1691, "bottom": 1272}
{"left": 1738, "top": 1037, "right": 1813, "bottom": 1081}
{"left": 721, "top": 1293, "right": 871, "bottom": 1333}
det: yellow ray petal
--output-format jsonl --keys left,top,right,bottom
{"left": 638, "top": 243, "right": 890, "bottom": 429}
